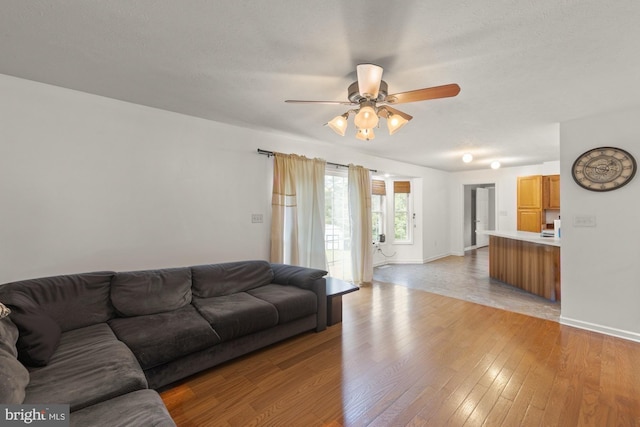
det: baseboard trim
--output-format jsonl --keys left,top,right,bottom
{"left": 384, "top": 258, "right": 424, "bottom": 265}
{"left": 423, "top": 253, "right": 451, "bottom": 263}
{"left": 560, "top": 316, "right": 640, "bottom": 343}
{"left": 373, "top": 252, "right": 456, "bottom": 268}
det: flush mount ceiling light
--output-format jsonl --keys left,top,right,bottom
{"left": 462, "top": 153, "right": 473, "bottom": 163}
{"left": 491, "top": 161, "right": 501, "bottom": 169}
{"left": 286, "top": 63, "right": 460, "bottom": 141}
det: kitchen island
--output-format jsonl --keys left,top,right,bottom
{"left": 482, "top": 230, "right": 560, "bottom": 301}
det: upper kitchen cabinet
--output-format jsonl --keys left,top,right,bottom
{"left": 517, "top": 175, "right": 543, "bottom": 232}
{"left": 517, "top": 175, "right": 543, "bottom": 209}
{"left": 543, "top": 175, "right": 560, "bottom": 209}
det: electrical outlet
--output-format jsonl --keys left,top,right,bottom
{"left": 251, "top": 214, "right": 263, "bottom": 223}
{"left": 573, "top": 215, "right": 596, "bottom": 227}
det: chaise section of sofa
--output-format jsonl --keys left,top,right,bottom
{"left": 70, "top": 389, "right": 176, "bottom": 427}
{"left": 24, "top": 323, "right": 148, "bottom": 410}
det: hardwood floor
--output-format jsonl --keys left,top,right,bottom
{"left": 160, "top": 282, "right": 640, "bottom": 426}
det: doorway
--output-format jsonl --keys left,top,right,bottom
{"left": 463, "top": 183, "right": 496, "bottom": 250}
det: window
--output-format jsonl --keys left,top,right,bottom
{"left": 394, "top": 181, "right": 412, "bottom": 243}
{"left": 371, "top": 179, "right": 386, "bottom": 242}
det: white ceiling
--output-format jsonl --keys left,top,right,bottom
{"left": 2, "top": 1, "right": 640, "bottom": 171}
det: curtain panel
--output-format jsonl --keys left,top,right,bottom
{"left": 270, "top": 153, "right": 327, "bottom": 270}
{"left": 348, "top": 165, "right": 373, "bottom": 284}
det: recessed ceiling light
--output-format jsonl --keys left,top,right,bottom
{"left": 462, "top": 153, "right": 473, "bottom": 163}
{"left": 491, "top": 161, "right": 501, "bottom": 169}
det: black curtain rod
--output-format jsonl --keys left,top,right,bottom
{"left": 256, "top": 149, "right": 377, "bottom": 173}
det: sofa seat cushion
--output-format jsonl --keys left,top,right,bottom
{"left": 192, "top": 292, "right": 278, "bottom": 341}
{"left": 247, "top": 284, "right": 318, "bottom": 324}
{"left": 24, "top": 323, "right": 147, "bottom": 411}
{"left": 70, "top": 389, "right": 176, "bottom": 427}
{"left": 190, "top": 260, "right": 274, "bottom": 298}
{"left": 111, "top": 267, "right": 192, "bottom": 317}
{"left": 108, "top": 305, "right": 220, "bottom": 370}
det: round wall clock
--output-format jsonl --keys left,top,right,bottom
{"left": 572, "top": 146, "right": 636, "bottom": 191}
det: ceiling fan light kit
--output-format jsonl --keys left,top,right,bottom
{"left": 356, "top": 127, "right": 375, "bottom": 141}
{"left": 286, "top": 63, "right": 460, "bottom": 142}
{"left": 353, "top": 101, "right": 379, "bottom": 129}
{"left": 327, "top": 113, "right": 349, "bottom": 136}
{"left": 386, "top": 112, "right": 409, "bottom": 135}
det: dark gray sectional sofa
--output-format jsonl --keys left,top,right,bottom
{"left": 0, "top": 260, "right": 327, "bottom": 426}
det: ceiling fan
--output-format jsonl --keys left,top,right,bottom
{"left": 285, "top": 63, "right": 460, "bottom": 141}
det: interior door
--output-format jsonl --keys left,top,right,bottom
{"left": 475, "top": 187, "right": 489, "bottom": 247}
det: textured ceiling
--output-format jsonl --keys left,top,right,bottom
{"left": 2, "top": 1, "right": 640, "bottom": 171}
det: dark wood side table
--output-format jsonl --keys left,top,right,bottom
{"left": 325, "top": 277, "right": 359, "bottom": 326}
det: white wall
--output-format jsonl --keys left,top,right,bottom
{"left": 559, "top": 108, "right": 640, "bottom": 341}
{"left": 0, "top": 74, "right": 449, "bottom": 283}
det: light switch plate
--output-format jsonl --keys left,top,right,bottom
{"left": 251, "top": 214, "right": 263, "bottom": 223}
{"left": 573, "top": 215, "right": 596, "bottom": 227}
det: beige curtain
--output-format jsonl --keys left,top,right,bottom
{"left": 348, "top": 165, "right": 373, "bottom": 284}
{"left": 270, "top": 153, "right": 327, "bottom": 270}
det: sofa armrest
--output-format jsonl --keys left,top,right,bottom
{"left": 270, "top": 264, "right": 327, "bottom": 332}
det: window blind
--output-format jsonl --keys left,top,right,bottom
{"left": 372, "top": 179, "right": 386, "bottom": 195}
{"left": 394, "top": 181, "right": 411, "bottom": 193}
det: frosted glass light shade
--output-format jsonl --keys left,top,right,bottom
{"left": 462, "top": 153, "right": 473, "bottom": 163}
{"left": 356, "top": 128, "right": 375, "bottom": 141}
{"left": 491, "top": 161, "right": 501, "bottom": 169}
{"left": 327, "top": 114, "right": 348, "bottom": 136}
{"left": 356, "top": 63, "right": 383, "bottom": 98}
{"left": 354, "top": 105, "right": 379, "bottom": 129}
{"left": 387, "top": 113, "right": 409, "bottom": 135}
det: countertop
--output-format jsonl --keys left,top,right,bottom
{"left": 480, "top": 230, "right": 561, "bottom": 247}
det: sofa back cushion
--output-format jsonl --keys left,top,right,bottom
{"left": 0, "top": 271, "right": 115, "bottom": 332}
{"left": 190, "top": 260, "right": 274, "bottom": 298}
{"left": 4, "top": 292, "right": 61, "bottom": 366}
{"left": 0, "top": 316, "right": 30, "bottom": 403}
{"left": 111, "top": 267, "right": 192, "bottom": 317}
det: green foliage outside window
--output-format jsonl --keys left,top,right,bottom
{"left": 394, "top": 193, "right": 409, "bottom": 241}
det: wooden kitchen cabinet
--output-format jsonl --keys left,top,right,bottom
{"left": 517, "top": 175, "right": 543, "bottom": 209}
{"left": 517, "top": 175, "right": 543, "bottom": 232}
{"left": 543, "top": 174, "right": 560, "bottom": 209}
{"left": 517, "top": 209, "right": 543, "bottom": 233}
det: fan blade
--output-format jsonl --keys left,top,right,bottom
{"left": 378, "top": 106, "right": 413, "bottom": 121}
{"left": 285, "top": 100, "right": 356, "bottom": 105}
{"left": 386, "top": 83, "right": 460, "bottom": 104}
{"left": 356, "top": 63, "right": 383, "bottom": 99}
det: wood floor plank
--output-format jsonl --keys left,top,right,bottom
{"left": 160, "top": 250, "right": 640, "bottom": 426}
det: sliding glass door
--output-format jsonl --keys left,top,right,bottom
{"left": 324, "top": 171, "right": 352, "bottom": 280}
